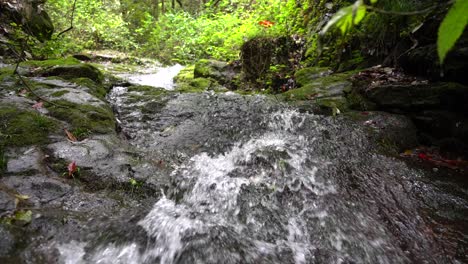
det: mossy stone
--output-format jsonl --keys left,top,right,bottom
{"left": 23, "top": 57, "right": 81, "bottom": 68}
{"left": 41, "top": 64, "right": 104, "bottom": 84}
{"left": 71, "top": 77, "right": 108, "bottom": 99}
{"left": 45, "top": 100, "right": 115, "bottom": 134}
{"left": 50, "top": 90, "right": 70, "bottom": 97}
{"left": 190, "top": 78, "right": 212, "bottom": 90}
{"left": 0, "top": 106, "right": 59, "bottom": 147}
{"left": 284, "top": 73, "right": 352, "bottom": 101}
{"left": 294, "top": 67, "right": 332, "bottom": 87}
{"left": 174, "top": 65, "right": 195, "bottom": 83}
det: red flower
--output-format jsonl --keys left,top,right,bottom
{"left": 258, "top": 20, "right": 274, "bottom": 28}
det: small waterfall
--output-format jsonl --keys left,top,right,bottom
{"left": 59, "top": 109, "right": 409, "bottom": 264}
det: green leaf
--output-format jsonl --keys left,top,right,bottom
{"left": 320, "top": 1, "right": 367, "bottom": 35}
{"left": 437, "top": 0, "right": 468, "bottom": 63}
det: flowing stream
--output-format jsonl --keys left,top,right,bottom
{"left": 57, "top": 64, "right": 466, "bottom": 264}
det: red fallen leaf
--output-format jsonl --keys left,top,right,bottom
{"left": 258, "top": 20, "right": 274, "bottom": 28}
{"left": 32, "top": 101, "right": 43, "bottom": 109}
{"left": 64, "top": 128, "right": 77, "bottom": 142}
{"left": 360, "top": 112, "right": 369, "bottom": 116}
{"left": 68, "top": 161, "right": 77, "bottom": 177}
{"left": 418, "top": 153, "right": 429, "bottom": 160}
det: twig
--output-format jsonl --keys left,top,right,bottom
{"left": 57, "top": 0, "right": 77, "bottom": 37}
{"left": 13, "top": 61, "right": 68, "bottom": 108}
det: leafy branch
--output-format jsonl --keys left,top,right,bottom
{"left": 320, "top": 0, "right": 468, "bottom": 64}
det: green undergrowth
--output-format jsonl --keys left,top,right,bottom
{"left": 0, "top": 106, "right": 59, "bottom": 147}
{"left": 45, "top": 100, "right": 115, "bottom": 134}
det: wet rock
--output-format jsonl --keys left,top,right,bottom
{"left": 1, "top": 175, "right": 72, "bottom": 208}
{"left": 0, "top": 191, "right": 15, "bottom": 216}
{"left": 45, "top": 135, "right": 133, "bottom": 186}
{"left": 0, "top": 225, "right": 15, "bottom": 257}
{"left": 346, "top": 111, "right": 419, "bottom": 153}
{"left": 365, "top": 82, "right": 468, "bottom": 113}
{"left": 6, "top": 147, "right": 44, "bottom": 175}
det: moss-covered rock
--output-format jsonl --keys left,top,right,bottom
{"left": 194, "top": 59, "right": 227, "bottom": 79}
{"left": 294, "top": 67, "right": 332, "bottom": 87}
{"left": 45, "top": 100, "right": 115, "bottom": 134}
{"left": 41, "top": 64, "right": 104, "bottom": 84}
{"left": 23, "top": 57, "right": 82, "bottom": 68}
{"left": 190, "top": 78, "right": 212, "bottom": 90}
{"left": 174, "top": 65, "right": 195, "bottom": 83}
{"left": 282, "top": 72, "right": 354, "bottom": 114}
{"left": 284, "top": 73, "right": 352, "bottom": 100}
{"left": 71, "top": 77, "right": 108, "bottom": 99}
{"left": 0, "top": 106, "right": 59, "bottom": 147}
{"left": 194, "top": 59, "right": 240, "bottom": 89}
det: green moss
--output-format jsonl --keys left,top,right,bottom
{"left": 284, "top": 73, "right": 352, "bottom": 101}
{"left": 71, "top": 77, "right": 108, "bottom": 99}
{"left": 194, "top": 59, "right": 212, "bottom": 77}
{"left": 45, "top": 100, "right": 115, "bottom": 134}
{"left": 190, "top": 78, "right": 212, "bottom": 89}
{"left": 0, "top": 106, "right": 59, "bottom": 147}
{"left": 22, "top": 57, "right": 81, "bottom": 68}
{"left": 174, "top": 65, "right": 195, "bottom": 83}
{"left": 41, "top": 64, "right": 104, "bottom": 84}
{"left": 0, "top": 67, "right": 15, "bottom": 83}
{"left": 50, "top": 90, "right": 70, "bottom": 97}
{"left": 294, "top": 67, "right": 332, "bottom": 87}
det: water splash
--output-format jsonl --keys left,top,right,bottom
{"left": 59, "top": 108, "right": 411, "bottom": 264}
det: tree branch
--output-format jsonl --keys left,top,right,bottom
{"left": 57, "top": 0, "right": 77, "bottom": 37}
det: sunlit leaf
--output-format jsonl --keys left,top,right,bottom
{"left": 437, "top": 0, "right": 468, "bottom": 63}
{"left": 14, "top": 210, "right": 32, "bottom": 223}
{"left": 320, "top": 1, "right": 367, "bottom": 35}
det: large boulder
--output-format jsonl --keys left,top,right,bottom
{"left": 0, "top": 0, "right": 54, "bottom": 42}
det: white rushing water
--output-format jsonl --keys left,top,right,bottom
{"left": 117, "top": 64, "right": 184, "bottom": 90}
{"left": 58, "top": 108, "right": 404, "bottom": 264}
